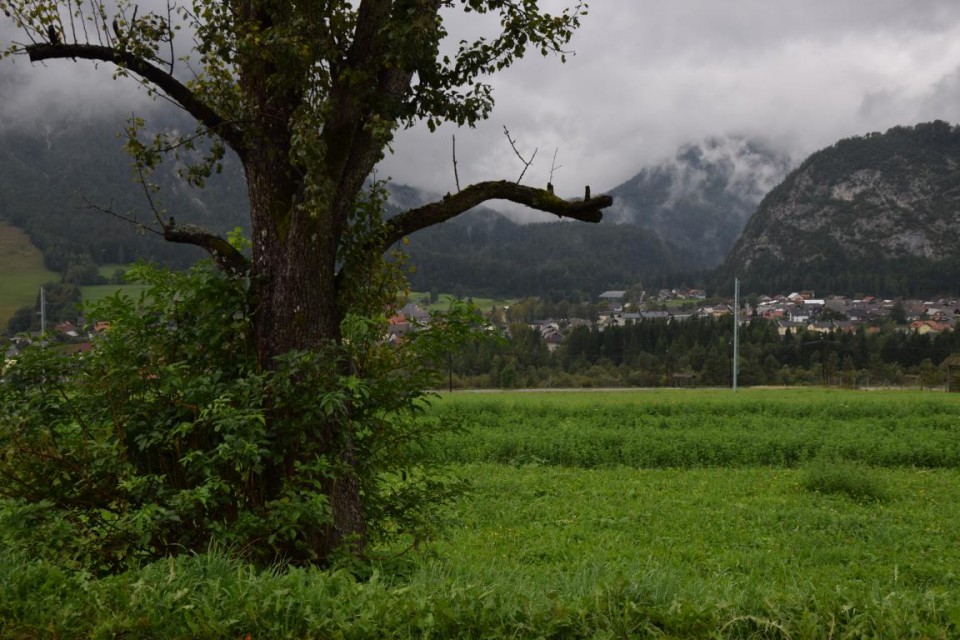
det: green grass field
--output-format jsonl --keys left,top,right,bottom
{"left": 0, "top": 220, "right": 58, "bottom": 330}
{"left": 79, "top": 283, "right": 151, "bottom": 306}
{"left": 408, "top": 291, "right": 517, "bottom": 313}
{"left": 78, "top": 263, "right": 149, "bottom": 306}
{"left": 2, "top": 388, "right": 959, "bottom": 638}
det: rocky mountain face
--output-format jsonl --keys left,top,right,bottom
{"left": 724, "top": 121, "right": 960, "bottom": 295}
{"left": 606, "top": 136, "right": 792, "bottom": 268}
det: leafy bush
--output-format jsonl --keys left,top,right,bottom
{"left": 0, "top": 262, "right": 477, "bottom": 572}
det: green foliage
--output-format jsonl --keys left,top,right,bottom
{"left": 0, "top": 262, "right": 481, "bottom": 572}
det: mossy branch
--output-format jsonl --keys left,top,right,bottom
{"left": 163, "top": 222, "right": 250, "bottom": 275}
{"left": 380, "top": 180, "right": 611, "bottom": 250}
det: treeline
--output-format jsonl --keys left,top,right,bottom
{"left": 402, "top": 211, "right": 688, "bottom": 299}
{"left": 716, "top": 255, "right": 960, "bottom": 299}
{"left": 448, "top": 316, "right": 960, "bottom": 389}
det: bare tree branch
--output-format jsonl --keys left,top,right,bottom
{"left": 503, "top": 125, "right": 537, "bottom": 184}
{"left": 80, "top": 196, "right": 164, "bottom": 237}
{"left": 24, "top": 43, "right": 247, "bottom": 161}
{"left": 80, "top": 196, "right": 250, "bottom": 275}
{"left": 549, "top": 148, "right": 561, "bottom": 186}
{"left": 380, "top": 180, "right": 612, "bottom": 250}
{"left": 451, "top": 134, "right": 460, "bottom": 193}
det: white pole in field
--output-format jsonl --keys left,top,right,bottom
{"left": 40, "top": 286, "right": 46, "bottom": 334}
{"left": 733, "top": 278, "right": 739, "bottom": 392}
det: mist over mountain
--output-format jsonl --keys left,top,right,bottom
{"left": 14, "top": 81, "right": 911, "bottom": 301}
{"left": 723, "top": 121, "right": 960, "bottom": 296}
{"left": 0, "top": 101, "right": 700, "bottom": 297}
{"left": 605, "top": 136, "right": 793, "bottom": 268}
{"left": 0, "top": 107, "right": 248, "bottom": 272}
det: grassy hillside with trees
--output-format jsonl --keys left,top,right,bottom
{"left": 0, "top": 218, "right": 58, "bottom": 330}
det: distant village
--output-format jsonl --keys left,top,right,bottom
{"left": 596, "top": 289, "right": 958, "bottom": 336}
{"left": 5, "top": 288, "right": 959, "bottom": 365}
{"left": 385, "top": 288, "right": 959, "bottom": 351}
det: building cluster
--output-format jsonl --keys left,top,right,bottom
{"left": 5, "top": 290, "right": 958, "bottom": 366}
{"left": 523, "top": 290, "right": 960, "bottom": 352}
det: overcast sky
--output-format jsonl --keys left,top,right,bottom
{"left": 5, "top": 1, "right": 960, "bottom": 202}
{"left": 383, "top": 0, "right": 960, "bottom": 199}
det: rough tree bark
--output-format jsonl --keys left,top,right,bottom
{"left": 9, "top": 0, "right": 614, "bottom": 563}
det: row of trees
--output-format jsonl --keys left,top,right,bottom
{"left": 448, "top": 317, "right": 960, "bottom": 389}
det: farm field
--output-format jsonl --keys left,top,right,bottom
{"left": 2, "top": 388, "right": 959, "bottom": 637}
{"left": 78, "top": 263, "right": 150, "bottom": 306}
{"left": 408, "top": 290, "right": 517, "bottom": 313}
{"left": 0, "top": 219, "right": 57, "bottom": 329}
{"left": 79, "top": 282, "right": 151, "bottom": 305}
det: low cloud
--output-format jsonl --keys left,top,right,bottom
{"left": 4, "top": 1, "right": 960, "bottom": 209}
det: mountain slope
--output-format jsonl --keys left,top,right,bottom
{"left": 0, "top": 109, "right": 687, "bottom": 297}
{"left": 0, "top": 108, "right": 249, "bottom": 272}
{"left": 403, "top": 209, "right": 680, "bottom": 298}
{"left": 3, "top": 98, "right": 768, "bottom": 297}
{"left": 723, "top": 121, "right": 960, "bottom": 295}
{"left": 606, "top": 136, "right": 792, "bottom": 268}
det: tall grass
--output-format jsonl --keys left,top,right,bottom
{"left": 3, "top": 389, "right": 960, "bottom": 638}
{"left": 424, "top": 388, "right": 960, "bottom": 468}
{"left": 3, "top": 465, "right": 959, "bottom": 638}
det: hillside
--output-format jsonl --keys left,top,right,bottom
{"left": 0, "top": 107, "right": 705, "bottom": 297}
{"left": 0, "top": 108, "right": 248, "bottom": 274}
{"left": 0, "top": 83, "right": 793, "bottom": 299}
{"left": 0, "top": 219, "right": 58, "bottom": 330}
{"left": 723, "top": 121, "right": 960, "bottom": 296}
{"left": 403, "top": 209, "right": 680, "bottom": 299}
{"left": 606, "top": 136, "right": 792, "bottom": 268}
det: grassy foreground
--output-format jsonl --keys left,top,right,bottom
{"left": 2, "top": 388, "right": 959, "bottom": 638}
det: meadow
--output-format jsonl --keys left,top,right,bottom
{"left": 78, "top": 263, "right": 150, "bottom": 305}
{"left": 0, "top": 220, "right": 57, "bottom": 329}
{"left": 2, "top": 388, "right": 959, "bottom": 638}
{"left": 408, "top": 291, "right": 517, "bottom": 313}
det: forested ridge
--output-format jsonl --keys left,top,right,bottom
{"left": 0, "top": 108, "right": 684, "bottom": 298}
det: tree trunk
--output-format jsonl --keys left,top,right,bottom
{"left": 245, "top": 140, "right": 367, "bottom": 562}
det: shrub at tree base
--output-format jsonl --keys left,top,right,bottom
{"left": 0, "top": 263, "right": 475, "bottom": 573}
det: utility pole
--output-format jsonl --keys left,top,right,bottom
{"left": 39, "top": 286, "right": 46, "bottom": 334}
{"left": 733, "top": 278, "right": 739, "bottom": 392}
